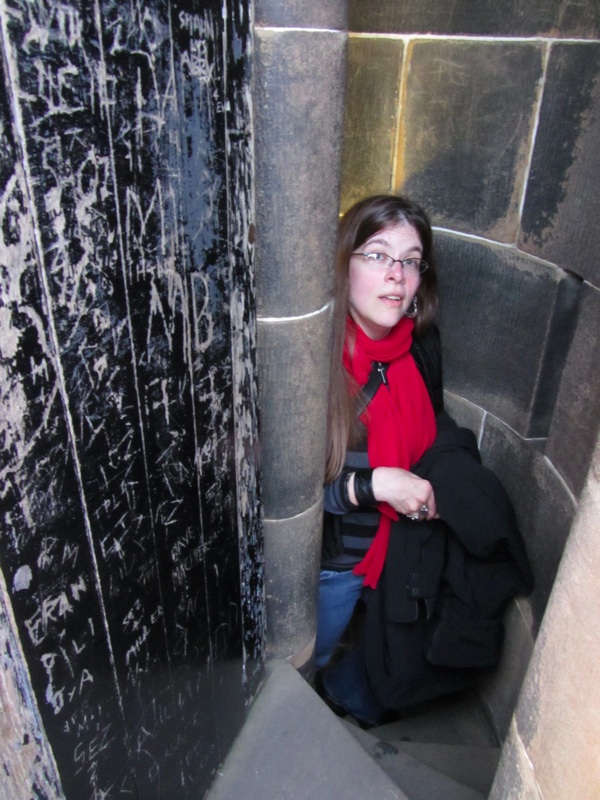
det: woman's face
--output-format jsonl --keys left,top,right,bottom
{"left": 348, "top": 221, "right": 423, "bottom": 340}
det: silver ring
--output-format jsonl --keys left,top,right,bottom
{"left": 407, "top": 504, "right": 429, "bottom": 521}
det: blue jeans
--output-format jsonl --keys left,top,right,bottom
{"left": 315, "top": 569, "right": 387, "bottom": 726}
{"left": 315, "top": 569, "right": 364, "bottom": 668}
{"left": 322, "top": 648, "right": 387, "bottom": 727}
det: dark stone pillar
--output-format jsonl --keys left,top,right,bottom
{"left": 253, "top": 1, "right": 348, "bottom": 665}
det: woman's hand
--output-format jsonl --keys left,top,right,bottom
{"left": 371, "top": 467, "right": 438, "bottom": 521}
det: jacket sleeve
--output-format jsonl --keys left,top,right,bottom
{"left": 412, "top": 422, "right": 534, "bottom": 594}
{"left": 323, "top": 475, "right": 351, "bottom": 514}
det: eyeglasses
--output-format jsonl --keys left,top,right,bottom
{"left": 352, "top": 251, "right": 428, "bottom": 276}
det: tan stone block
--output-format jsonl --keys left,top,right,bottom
{"left": 489, "top": 720, "right": 542, "bottom": 800}
{"left": 519, "top": 43, "right": 600, "bottom": 286}
{"left": 546, "top": 284, "right": 600, "bottom": 497}
{"left": 479, "top": 598, "right": 535, "bottom": 741}
{"left": 254, "top": 28, "right": 346, "bottom": 318}
{"left": 257, "top": 306, "right": 333, "bottom": 520}
{"left": 398, "top": 40, "right": 543, "bottom": 241}
{"left": 513, "top": 440, "right": 600, "bottom": 799}
{"left": 443, "top": 390, "right": 485, "bottom": 440}
{"left": 436, "top": 232, "right": 579, "bottom": 438}
{"left": 263, "top": 502, "right": 322, "bottom": 662}
{"left": 256, "top": 0, "right": 347, "bottom": 29}
{"left": 340, "top": 36, "right": 403, "bottom": 213}
{"left": 480, "top": 416, "right": 576, "bottom": 630}
{"left": 349, "top": 0, "right": 600, "bottom": 39}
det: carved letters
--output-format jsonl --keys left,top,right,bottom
{"left": 0, "top": 1, "right": 262, "bottom": 797}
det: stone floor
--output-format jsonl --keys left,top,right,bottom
{"left": 206, "top": 662, "right": 501, "bottom": 800}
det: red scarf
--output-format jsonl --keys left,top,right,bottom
{"left": 343, "top": 316, "right": 436, "bottom": 588}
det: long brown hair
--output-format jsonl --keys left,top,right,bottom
{"left": 324, "top": 194, "right": 438, "bottom": 483}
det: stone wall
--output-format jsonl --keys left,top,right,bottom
{"left": 341, "top": 0, "right": 600, "bottom": 788}
{"left": 490, "top": 431, "right": 600, "bottom": 800}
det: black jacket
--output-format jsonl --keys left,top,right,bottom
{"left": 362, "top": 328, "right": 534, "bottom": 710}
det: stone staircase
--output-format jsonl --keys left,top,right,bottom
{"left": 206, "top": 662, "right": 502, "bottom": 800}
{"left": 340, "top": 698, "right": 500, "bottom": 800}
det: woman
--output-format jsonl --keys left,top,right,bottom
{"left": 316, "top": 195, "right": 532, "bottom": 727}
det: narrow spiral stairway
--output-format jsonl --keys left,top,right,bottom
{"left": 339, "top": 692, "right": 500, "bottom": 800}
{"left": 206, "top": 661, "right": 502, "bottom": 800}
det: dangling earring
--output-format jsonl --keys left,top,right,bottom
{"left": 405, "top": 296, "right": 418, "bottom": 319}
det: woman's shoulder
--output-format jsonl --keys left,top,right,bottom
{"left": 411, "top": 324, "right": 443, "bottom": 414}
{"left": 411, "top": 324, "right": 442, "bottom": 367}
{"left": 414, "top": 322, "right": 441, "bottom": 347}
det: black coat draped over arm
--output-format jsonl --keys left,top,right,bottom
{"left": 363, "top": 330, "right": 534, "bottom": 711}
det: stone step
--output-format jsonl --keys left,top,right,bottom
{"left": 366, "top": 691, "right": 499, "bottom": 747}
{"left": 343, "top": 721, "right": 500, "bottom": 796}
{"left": 206, "top": 662, "right": 408, "bottom": 800}
{"left": 389, "top": 742, "right": 500, "bottom": 794}
{"left": 342, "top": 721, "right": 488, "bottom": 800}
